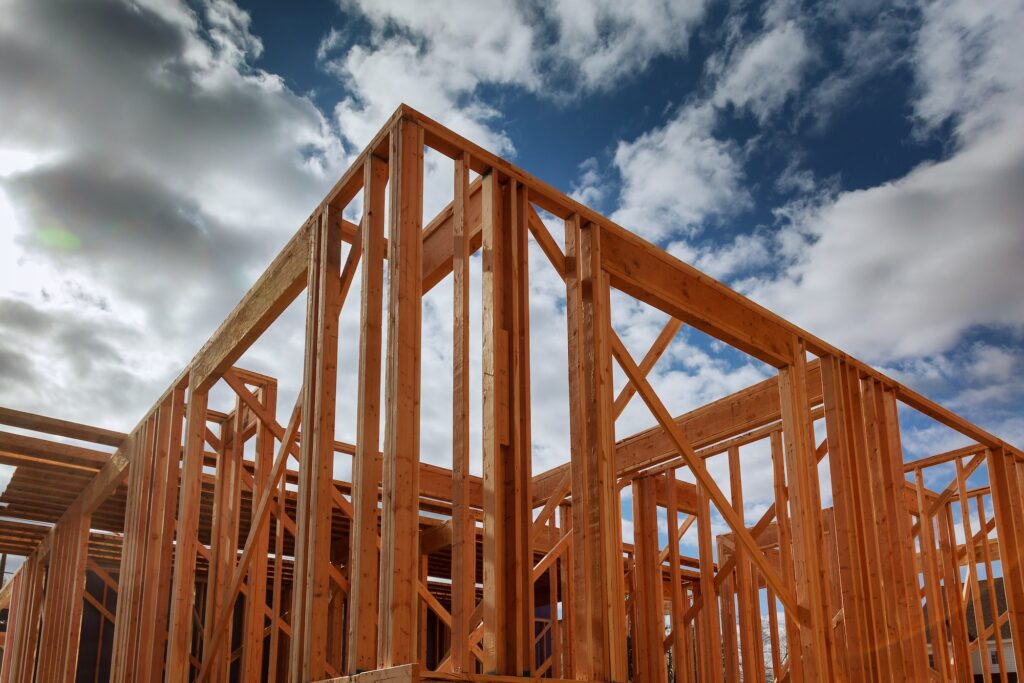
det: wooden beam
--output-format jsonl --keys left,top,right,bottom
{"left": 164, "top": 384, "right": 208, "bottom": 682}
{"left": 190, "top": 223, "right": 312, "bottom": 393}
{"left": 35, "top": 505, "right": 90, "bottom": 683}
{"left": 0, "top": 430, "right": 110, "bottom": 471}
{"left": 777, "top": 343, "right": 834, "bottom": 679}
{"left": 480, "top": 174, "right": 533, "bottom": 675}
{"left": 609, "top": 331, "right": 799, "bottom": 616}
{"left": 612, "top": 318, "right": 681, "bottom": 419}
{"left": 348, "top": 152, "right": 388, "bottom": 674}
{"left": 531, "top": 359, "right": 824, "bottom": 506}
{"left": 695, "top": 479, "right": 724, "bottom": 683}
{"left": 0, "top": 407, "right": 126, "bottom": 447}
{"left": 240, "top": 378, "right": 277, "bottom": 680}
{"left": 450, "top": 150, "right": 475, "bottom": 675}
{"left": 600, "top": 226, "right": 792, "bottom": 367}
{"left": 0, "top": 551, "right": 44, "bottom": 682}
{"left": 290, "top": 203, "right": 344, "bottom": 682}
{"left": 631, "top": 476, "right": 667, "bottom": 683}
{"left": 563, "top": 216, "right": 628, "bottom": 681}
{"left": 378, "top": 116, "right": 424, "bottom": 668}
{"left": 988, "top": 447, "right": 1024, "bottom": 668}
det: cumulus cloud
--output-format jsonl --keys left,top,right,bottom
{"left": 569, "top": 0, "right": 816, "bottom": 244}
{"left": 912, "top": 0, "right": 1024, "bottom": 143}
{"left": 747, "top": 115, "right": 1024, "bottom": 361}
{"left": 609, "top": 103, "right": 749, "bottom": 241}
{"left": 541, "top": 0, "right": 708, "bottom": 91}
{"left": 746, "top": 0, "right": 1024, "bottom": 365}
{"left": 797, "top": 0, "right": 916, "bottom": 130}
{"left": 320, "top": 0, "right": 712, "bottom": 158}
{"left": 0, "top": 0, "right": 344, "bottom": 427}
{"left": 668, "top": 233, "right": 773, "bottom": 281}
{"left": 711, "top": 19, "right": 813, "bottom": 122}
{"left": 572, "top": 0, "right": 1024, "bottom": 473}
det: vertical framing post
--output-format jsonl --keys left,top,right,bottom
{"left": 861, "top": 380, "right": 908, "bottom": 679}
{"left": 844, "top": 361, "right": 892, "bottom": 675}
{"left": 0, "top": 551, "right": 44, "bottom": 682}
{"left": 557, "top": 501, "right": 575, "bottom": 675}
{"left": 111, "top": 410, "right": 156, "bottom": 683}
{"left": 290, "top": 202, "right": 343, "bottom": 682}
{"left": 203, "top": 409, "right": 243, "bottom": 682}
{"left": 878, "top": 387, "right": 930, "bottom": 679}
{"left": 36, "top": 506, "right": 91, "bottom": 683}
{"left": 481, "top": 173, "right": 534, "bottom": 675}
{"left": 347, "top": 151, "right": 388, "bottom": 674}
{"left": 914, "top": 469, "right": 953, "bottom": 681}
{"left": 937, "top": 503, "right": 972, "bottom": 682}
{"left": 665, "top": 470, "right": 690, "bottom": 683}
{"left": 728, "top": 446, "right": 764, "bottom": 683}
{"left": 268, "top": 452, "right": 289, "bottom": 682}
{"left": 769, "top": 430, "right": 804, "bottom": 681}
{"left": 241, "top": 380, "right": 278, "bottom": 679}
{"left": 450, "top": 150, "right": 474, "bottom": 674}
{"left": 988, "top": 446, "right": 1024, "bottom": 667}
{"left": 718, "top": 556, "right": 739, "bottom": 681}
{"left": 820, "top": 356, "right": 873, "bottom": 680}
{"left": 631, "top": 476, "right": 667, "bottom": 683}
{"left": 777, "top": 339, "right": 834, "bottom": 680}
{"left": 696, "top": 481, "right": 723, "bottom": 683}
{"left": 165, "top": 385, "right": 209, "bottom": 682}
{"left": 378, "top": 116, "right": 424, "bottom": 668}
{"left": 111, "top": 387, "right": 184, "bottom": 683}
{"left": 564, "top": 215, "right": 628, "bottom": 682}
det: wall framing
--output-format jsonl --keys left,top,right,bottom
{"left": 0, "top": 104, "right": 1021, "bottom": 683}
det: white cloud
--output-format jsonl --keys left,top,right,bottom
{"left": 711, "top": 20, "right": 813, "bottom": 122}
{"left": 0, "top": 0, "right": 343, "bottom": 427}
{"left": 609, "top": 103, "right": 748, "bottom": 241}
{"left": 797, "top": 0, "right": 915, "bottom": 130}
{"left": 345, "top": 1, "right": 538, "bottom": 88}
{"left": 326, "top": 39, "right": 516, "bottom": 156}
{"left": 738, "top": 2, "right": 1024, "bottom": 367}
{"left": 775, "top": 157, "right": 820, "bottom": 194}
{"left": 321, "top": 0, "right": 541, "bottom": 157}
{"left": 667, "top": 233, "right": 773, "bottom": 281}
{"left": 570, "top": 157, "right": 608, "bottom": 207}
{"left": 321, "top": 0, "right": 714, "bottom": 160}
{"left": 968, "top": 343, "right": 1018, "bottom": 381}
{"left": 912, "top": 0, "right": 1024, "bottom": 143}
{"left": 747, "top": 114, "right": 1024, "bottom": 361}
{"left": 569, "top": 0, "right": 816, "bottom": 246}
{"left": 544, "top": 0, "right": 708, "bottom": 91}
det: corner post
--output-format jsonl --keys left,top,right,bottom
{"left": 378, "top": 116, "right": 424, "bottom": 668}
{"left": 290, "top": 202, "right": 343, "bottom": 682}
{"left": 988, "top": 446, "right": 1024, "bottom": 667}
{"left": 564, "top": 216, "right": 628, "bottom": 682}
{"left": 777, "top": 339, "right": 834, "bottom": 680}
{"left": 165, "top": 384, "right": 208, "bottom": 682}
{"left": 481, "top": 173, "right": 534, "bottom": 675}
{"left": 450, "top": 150, "right": 474, "bottom": 673}
{"left": 631, "top": 476, "right": 667, "bottom": 683}
{"left": 347, "top": 151, "right": 388, "bottom": 673}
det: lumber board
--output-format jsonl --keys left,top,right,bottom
{"left": 531, "top": 359, "right": 823, "bottom": 506}
{"left": 348, "top": 151, "right": 388, "bottom": 673}
{"left": 191, "top": 223, "right": 312, "bottom": 393}
{"left": 378, "top": 117, "right": 424, "bottom": 668}
{"left": 0, "top": 407, "right": 126, "bottom": 447}
{"left": 0, "top": 429, "right": 111, "bottom": 470}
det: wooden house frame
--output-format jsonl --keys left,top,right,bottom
{"left": 0, "top": 104, "right": 1021, "bottom": 682}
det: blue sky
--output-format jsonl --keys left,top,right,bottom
{"left": 245, "top": 0, "right": 937, "bottom": 197}
{"left": 0, "top": 0, "right": 1022, "bottom": 545}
